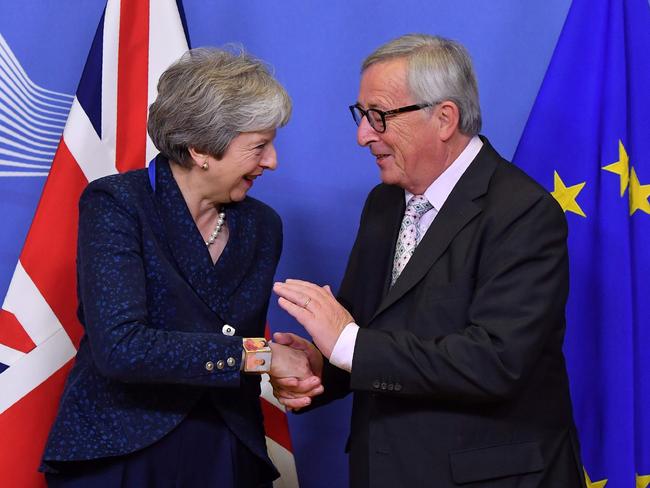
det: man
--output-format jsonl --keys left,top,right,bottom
{"left": 272, "top": 34, "right": 585, "bottom": 487}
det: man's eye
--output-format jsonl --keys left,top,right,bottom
{"left": 369, "top": 112, "right": 383, "bottom": 123}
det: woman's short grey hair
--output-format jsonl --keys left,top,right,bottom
{"left": 148, "top": 46, "right": 292, "bottom": 167}
{"left": 362, "top": 34, "right": 481, "bottom": 136}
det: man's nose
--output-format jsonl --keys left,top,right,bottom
{"left": 356, "top": 116, "right": 378, "bottom": 147}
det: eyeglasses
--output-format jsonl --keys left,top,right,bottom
{"left": 348, "top": 102, "right": 434, "bottom": 133}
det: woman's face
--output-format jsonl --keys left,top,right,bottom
{"left": 200, "top": 129, "right": 278, "bottom": 203}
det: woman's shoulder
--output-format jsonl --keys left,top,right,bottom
{"left": 81, "top": 169, "right": 150, "bottom": 206}
{"left": 237, "top": 196, "right": 281, "bottom": 230}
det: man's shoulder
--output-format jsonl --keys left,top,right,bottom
{"left": 487, "top": 158, "right": 565, "bottom": 223}
{"left": 493, "top": 159, "right": 548, "bottom": 197}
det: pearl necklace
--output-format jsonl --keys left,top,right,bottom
{"left": 205, "top": 210, "right": 226, "bottom": 247}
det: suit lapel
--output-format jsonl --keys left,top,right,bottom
{"left": 380, "top": 188, "right": 407, "bottom": 299}
{"left": 370, "top": 139, "right": 501, "bottom": 321}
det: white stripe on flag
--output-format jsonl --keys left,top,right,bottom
{"left": 2, "top": 261, "right": 62, "bottom": 346}
{"left": 63, "top": 98, "right": 116, "bottom": 182}
{"left": 0, "top": 343, "right": 25, "bottom": 368}
{"left": 146, "top": 0, "right": 188, "bottom": 164}
{"left": 266, "top": 436, "right": 300, "bottom": 488}
{"left": 260, "top": 373, "right": 287, "bottom": 411}
{"left": 101, "top": 0, "right": 120, "bottom": 161}
{"left": 0, "top": 327, "right": 76, "bottom": 414}
{"left": 0, "top": 262, "right": 76, "bottom": 414}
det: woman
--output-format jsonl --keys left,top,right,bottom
{"left": 40, "top": 47, "right": 314, "bottom": 487}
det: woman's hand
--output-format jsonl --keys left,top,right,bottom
{"left": 269, "top": 333, "right": 325, "bottom": 411}
{"left": 269, "top": 340, "right": 314, "bottom": 379}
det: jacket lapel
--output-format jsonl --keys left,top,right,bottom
{"left": 370, "top": 139, "right": 500, "bottom": 321}
{"left": 380, "top": 187, "right": 407, "bottom": 299}
{"left": 211, "top": 200, "right": 256, "bottom": 309}
{"left": 153, "top": 157, "right": 236, "bottom": 319}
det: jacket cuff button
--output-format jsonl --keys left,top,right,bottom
{"left": 226, "top": 357, "right": 236, "bottom": 368}
{"left": 216, "top": 360, "right": 225, "bottom": 370}
{"left": 205, "top": 361, "right": 214, "bottom": 371}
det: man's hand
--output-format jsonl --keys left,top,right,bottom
{"left": 269, "top": 340, "right": 317, "bottom": 380}
{"left": 273, "top": 279, "right": 353, "bottom": 358}
{"left": 270, "top": 332, "right": 325, "bottom": 411}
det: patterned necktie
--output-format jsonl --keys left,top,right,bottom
{"left": 391, "top": 195, "right": 433, "bottom": 285}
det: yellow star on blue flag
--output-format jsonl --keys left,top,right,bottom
{"left": 584, "top": 468, "right": 608, "bottom": 488}
{"left": 602, "top": 139, "right": 630, "bottom": 196}
{"left": 629, "top": 167, "right": 650, "bottom": 215}
{"left": 637, "top": 473, "right": 650, "bottom": 488}
{"left": 513, "top": 0, "right": 650, "bottom": 485}
{"left": 551, "top": 170, "right": 586, "bottom": 217}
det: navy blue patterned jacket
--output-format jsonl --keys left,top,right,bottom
{"left": 40, "top": 156, "right": 281, "bottom": 477}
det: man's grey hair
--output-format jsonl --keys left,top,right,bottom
{"left": 362, "top": 34, "right": 481, "bottom": 135}
{"left": 148, "top": 47, "right": 292, "bottom": 167}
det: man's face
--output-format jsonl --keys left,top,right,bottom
{"left": 356, "top": 58, "right": 446, "bottom": 194}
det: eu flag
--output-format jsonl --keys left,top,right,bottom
{"left": 513, "top": 0, "right": 650, "bottom": 485}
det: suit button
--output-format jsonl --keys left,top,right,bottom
{"left": 380, "top": 382, "right": 387, "bottom": 390}
{"left": 372, "top": 380, "right": 380, "bottom": 389}
{"left": 205, "top": 361, "right": 214, "bottom": 371}
{"left": 226, "top": 357, "right": 236, "bottom": 367}
{"left": 216, "top": 360, "right": 225, "bottom": 370}
{"left": 222, "top": 324, "right": 236, "bottom": 336}
{"left": 394, "top": 383, "right": 402, "bottom": 392}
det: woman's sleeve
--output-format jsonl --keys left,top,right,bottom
{"left": 77, "top": 185, "right": 243, "bottom": 387}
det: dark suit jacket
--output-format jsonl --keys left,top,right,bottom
{"left": 41, "top": 156, "right": 281, "bottom": 479}
{"left": 315, "top": 139, "right": 585, "bottom": 487}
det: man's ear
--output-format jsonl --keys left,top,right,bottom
{"left": 435, "top": 101, "right": 461, "bottom": 141}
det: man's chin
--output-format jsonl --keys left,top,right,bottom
{"left": 378, "top": 170, "right": 401, "bottom": 187}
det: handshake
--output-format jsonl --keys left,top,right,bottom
{"left": 265, "top": 279, "right": 354, "bottom": 411}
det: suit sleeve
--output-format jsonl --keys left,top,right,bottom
{"left": 350, "top": 191, "right": 569, "bottom": 402}
{"left": 76, "top": 186, "right": 244, "bottom": 387}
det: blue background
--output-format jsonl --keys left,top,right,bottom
{"left": 0, "top": 1, "right": 572, "bottom": 486}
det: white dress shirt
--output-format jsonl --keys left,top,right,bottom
{"left": 329, "top": 136, "right": 483, "bottom": 372}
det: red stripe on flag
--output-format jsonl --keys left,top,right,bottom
{"left": 261, "top": 397, "right": 293, "bottom": 452}
{"left": 20, "top": 141, "right": 87, "bottom": 348}
{"left": 0, "top": 360, "right": 73, "bottom": 488}
{"left": 116, "top": 0, "right": 150, "bottom": 172}
{"left": 264, "top": 322, "right": 271, "bottom": 341}
{"left": 0, "top": 310, "right": 36, "bottom": 353}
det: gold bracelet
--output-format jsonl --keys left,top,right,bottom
{"left": 242, "top": 338, "right": 272, "bottom": 374}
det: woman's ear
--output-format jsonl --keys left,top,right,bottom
{"left": 188, "top": 147, "right": 210, "bottom": 170}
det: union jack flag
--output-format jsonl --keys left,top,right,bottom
{"left": 0, "top": 1, "right": 298, "bottom": 485}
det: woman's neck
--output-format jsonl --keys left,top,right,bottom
{"left": 169, "top": 162, "right": 220, "bottom": 222}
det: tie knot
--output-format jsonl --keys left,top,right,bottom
{"left": 405, "top": 195, "right": 432, "bottom": 219}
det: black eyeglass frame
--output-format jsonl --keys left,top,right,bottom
{"left": 348, "top": 102, "right": 434, "bottom": 133}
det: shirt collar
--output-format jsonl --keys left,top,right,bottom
{"left": 405, "top": 135, "right": 483, "bottom": 211}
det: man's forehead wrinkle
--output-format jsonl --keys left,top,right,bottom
{"left": 361, "top": 68, "right": 410, "bottom": 108}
